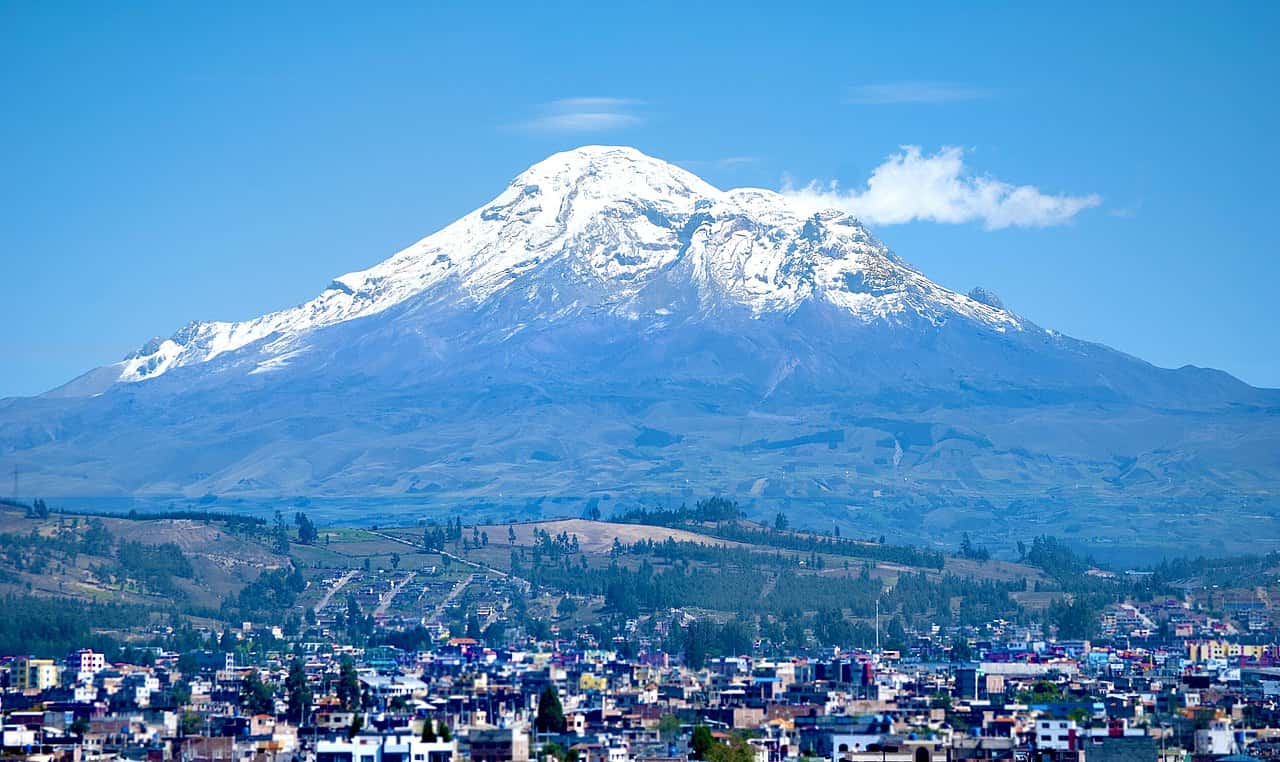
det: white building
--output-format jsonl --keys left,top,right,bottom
{"left": 64, "top": 649, "right": 106, "bottom": 684}
{"left": 360, "top": 675, "right": 429, "bottom": 703}
{"left": 1195, "top": 719, "right": 1236, "bottom": 756}
{"left": 1, "top": 724, "right": 37, "bottom": 752}
{"left": 316, "top": 731, "right": 455, "bottom": 762}
{"left": 1035, "top": 719, "right": 1078, "bottom": 752}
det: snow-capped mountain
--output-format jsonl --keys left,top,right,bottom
{"left": 111, "top": 146, "right": 1016, "bottom": 387}
{"left": 3, "top": 146, "right": 1278, "bottom": 554}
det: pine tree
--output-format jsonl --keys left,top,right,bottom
{"left": 535, "top": 684, "right": 566, "bottom": 733}
{"left": 690, "top": 725, "right": 715, "bottom": 759}
{"left": 336, "top": 656, "right": 362, "bottom": 711}
{"left": 285, "top": 658, "right": 312, "bottom": 723}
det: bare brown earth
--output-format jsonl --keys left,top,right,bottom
{"left": 477, "top": 517, "right": 759, "bottom": 554}
{"left": 471, "top": 517, "right": 1048, "bottom": 585}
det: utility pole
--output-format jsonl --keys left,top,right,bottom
{"left": 875, "top": 598, "right": 880, "bottom": 652}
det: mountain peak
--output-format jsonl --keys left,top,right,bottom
{"left": 516, "top": 145, "right": 714, "bottom": 189}
{"left": 99, "top": 146, "right": 1024, "bottom": 389}
{"left": 499, "top": 145, "right": 722, "bottom": 221}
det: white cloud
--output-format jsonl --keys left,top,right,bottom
{"left": 782, "top": 146, "right": 1101, "bottom": 230}
{"left": 847, "top": 82, "right": 992, "bottom": 105}
{"left": 518, "top": 98, "right": 644, "bottom": 132}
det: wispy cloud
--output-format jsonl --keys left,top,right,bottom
{"left": 847, "top": 81, "right": 992, "bottom": 105}
{"left": 782, "top": 146, "right": 1101, "bottom": 230}
{"left": 518, "top": 97, "right": 644, "bottom": 132}
{"left": 676, "top": 156, "right": 761, "bottom": 171}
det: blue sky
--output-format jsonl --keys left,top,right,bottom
{"left": 2, "top": 2, "right": 1277, "bottom": 397}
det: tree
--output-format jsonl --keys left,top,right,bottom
{"left": 241, "top": 670, "right": 275, "bottom": 716}
{"left": 705, "top": 738, "right": 754, "bottom": 762}
{"left": 1049, "top": 597, "right": 1098, "bottom": 639}
{"left": 336, "top": 656, "right": 362, "bottom": 711}
{"left": 294, "top": 513, "right": 318, "bottom": 545}
{"left": 171, "top": 679, "right": 192, "bottom": 707}
{"left": 774, "top": 512, "right": 789, "bottom": 531}
{"left": 508, "top": 526, "right": 517, "bottom": 545}
{"left": 437, "top": 720, "right": 452, "bottom": 742}
{"left": 391, "top": 552, "right": 401, "bottom": 570}
{"left": 271, "top": 510, "right": 291, "bottom": 554}
{"left": 347, "top": 714, "right": 364, "bottom": 740}
{"left": 1017, "top": 679, "right": 1063, "bottom": 704}
{"left": 346, "top": 593, "right": 363, "bottom": 634}
{"left": 535, "top": 684, "right": 566, "bottom": 733}
{"left": 690, "top": 725, "right": 715, "bottom": 759}
{"left": 950, "top": 636, "right": 973, "bottom": 662}
{"left": 684, "top": 622, "right": 711, "bottom": 670}
{"left": 285, "top": 658, "right": 312, "bottom": 723}
{"left": 658, "top": 714, "right": 681, "bottom": 742}
{"left": 26, "top": 498, "right": 51, "bottom": 520}
{"left": 422, "top": 718, "right": 438, "bottom": 742}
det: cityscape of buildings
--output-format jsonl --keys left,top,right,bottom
{"left": 4, "top": 595, "right": 1280, "bottom": 762}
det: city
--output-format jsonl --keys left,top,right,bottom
{"left": 3, "top": 500, "right": 1279, "bottom": 761}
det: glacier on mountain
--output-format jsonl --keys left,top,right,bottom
{"left": 117, "top": 146, "right": 1019, "bottom": 385}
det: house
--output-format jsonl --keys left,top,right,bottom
{"left": 11, "top": 657, "right": 59, "bottom": 692}
{"left": 468, "top": 726, "right": 529, "bottom": 762}
{"left": 1034, "top": 719, "right": 1078, "bottom": 752}
{"left": 64, "top": 649, "right": 106, "bottom": 684}
{"left": 317, "top": 730, "right": 456, "bottom": 762}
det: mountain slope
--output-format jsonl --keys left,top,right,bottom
{"left": 3, "top": 146, "right": 1278, "bottom": 555}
